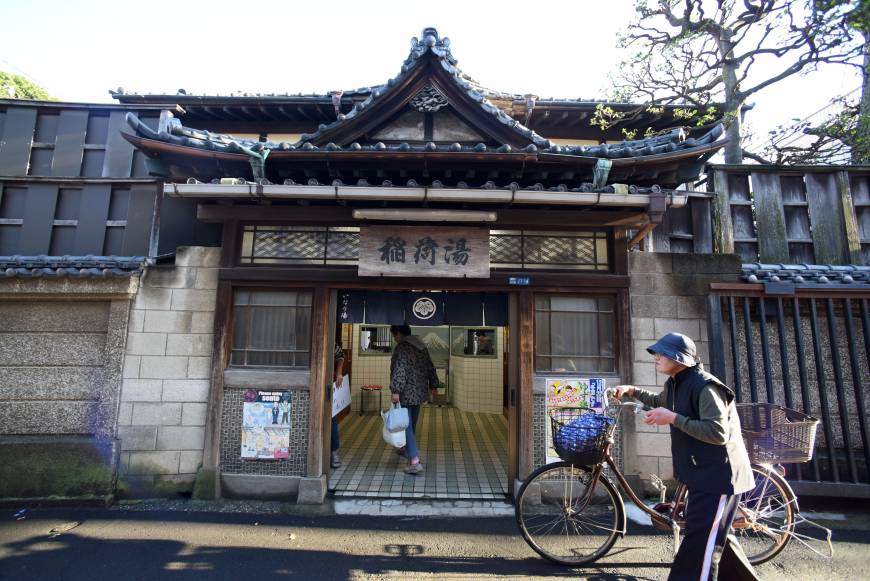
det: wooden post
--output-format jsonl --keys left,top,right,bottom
{"left": 202, "top": 279, "right": 232, "bottom": 498}
{"left": 712, "top": 168, "right": 735, "bottom": 255}
{"left": 612, "top": 227, "right": 629, "bottom": 275}
{"left": 691, "top": 196, "right": 714, "bottom": 254}
{"left": 507, "top": 293, "right": 519, "bottom": 494}
{"left": 751, "top": 172, "right": 790, "bottom": 263}
{"left": 806, "top": 172, "right": 850, "bottom": 264}
{"left": 322, "top": 290, "right": 338, "bottom": 476}
{"left": 517, "top": 290, "right": 535, "bottom": 481}
{"left": 306, "top": 287, "right": 330, "bottom": 477}
{"left": 836, "top": 171, "right": 864, "bottom": 265}
{"left": 617, "top": 288, "right": 632, "bottom": 386}
{"left": 706, "top": 293, "right": 727, "bottom": 381}
{"left": 220, "top": 220, "right": 239, "bottom": 268}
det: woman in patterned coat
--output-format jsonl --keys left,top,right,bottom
{"left": 389, "top": 324, "right": 439, "bottom": 474}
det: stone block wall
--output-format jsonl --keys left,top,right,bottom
{"left": 625, "top": 253, "right": 741, "bottom": 490}
{"left": 117, "top": 247, "right": 219, "bottom": 495}
{"left": 0, "top": 277, "right": 137, "bottom": 498}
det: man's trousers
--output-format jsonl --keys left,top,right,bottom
{"left": 668, "top": 489, "right": 760, "bottom": 581}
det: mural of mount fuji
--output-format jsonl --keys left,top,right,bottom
{"left": 414, "top": 327, "right": 450, "bottom": 368}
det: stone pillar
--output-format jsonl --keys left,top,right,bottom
{"left": 626, "top": 253, "right": 741, "bottom": 492}
{"left": 117, "top": 247, "right": 219, "bottom": 496}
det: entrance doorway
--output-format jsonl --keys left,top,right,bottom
{"left": 327, "top": 291, "right": 511, "bottom": 499}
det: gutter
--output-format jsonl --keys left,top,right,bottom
{"left": 166, "top": 183, "right": 688, "bottom": 209}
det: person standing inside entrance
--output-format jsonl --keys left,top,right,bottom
{"left": 331, "top": 342, "right": 346, "bottom": 469}
{"left": 614, "top": 332, "right": 758, "bottom": 581}
{"left": 389, "top": 324, "right": 439, "bottom": 475}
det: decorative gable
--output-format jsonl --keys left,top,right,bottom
{"left": 298, "top": 28, "right": 551, "bottom": 150}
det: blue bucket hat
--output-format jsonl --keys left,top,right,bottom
{"left": 647, "top": 332, "right": 698, "bottom": 367}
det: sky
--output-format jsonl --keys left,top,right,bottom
{"left": 0, "top": 0, "right": 861, "bottom": 154}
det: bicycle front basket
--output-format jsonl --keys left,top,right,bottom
{"left": 549, "top": 407, "right": 616, "bottom": 466}
{"left": 736, "top": 403, "right": 819, "bottom": 464}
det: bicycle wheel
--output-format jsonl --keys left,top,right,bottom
{"left": 516, "top": 462, "right": 624, "bottom": 566}
{"left": 734, "top": 464, "right": 796, "bottom": 565}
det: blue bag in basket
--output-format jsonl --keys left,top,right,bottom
{"left": 555, "top": 413, "right": 615, "bottom": 456}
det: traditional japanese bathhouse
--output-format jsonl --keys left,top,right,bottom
{"left": 0, "top": 28, "right": 727, "bottom": 502}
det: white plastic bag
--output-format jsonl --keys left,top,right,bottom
{"left": 383, "top": 402, "right": 409, "bottom": 433}
{"left": 382, "top": 423, "right": 406, "bottom": 448}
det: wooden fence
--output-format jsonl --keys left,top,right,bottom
{"left": 650, "top": 164, "right": 870, "bottom": 265}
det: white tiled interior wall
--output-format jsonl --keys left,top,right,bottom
{"left": 348, "top": 326, "right": 391, "bottom": 413}
{"left": 450, "top": 327, "right": 504, "bottom": 415}
{"left": 347, "top": 325, "right": 505, "bottom": 415}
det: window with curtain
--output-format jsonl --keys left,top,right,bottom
{"left": 535, "top": 295, "right": 616, "bottom": 374}
{"left": 231, "top": 290, "right": 312, "bottom": 368}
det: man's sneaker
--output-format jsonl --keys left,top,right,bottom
{"left": 395, "top": 447, "right": 407, "bottom": 458}
{"left": 404, "top": 462, "right": 423, "bottom": 475}
{"left": 330, "top": 451, "right": 341, "bottom": 468}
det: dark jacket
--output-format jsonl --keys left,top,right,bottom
{"left": 389, "top": 335, "right": 439, "bottom": 406}
{"left": 666, "top": 367, "right": 754, "bottom": 494}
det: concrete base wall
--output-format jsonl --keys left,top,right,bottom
{"left": 625, "top": 253, "right": 741, "bottom": 493}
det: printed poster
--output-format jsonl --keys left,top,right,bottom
{"left": 545, "top": 377, "right": 606, "bottom": 462}
{"left": 332, "top": 376, "right": 351, "bottom": 417}
{"left": 241, "top": 390, "right": 291, "bottom": 459}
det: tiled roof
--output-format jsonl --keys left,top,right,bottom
{"left": 125, "top": 111, "right": 724, "bottom": 159}
{"left": 742, "top": 263, "right": 870, "bottom": 287}
{"left": 0, "top": 256, "right": 148, "bottom": 278}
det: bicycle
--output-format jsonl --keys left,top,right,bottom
{"left": 515, "top": 390, "right": 833, "bottom": 567}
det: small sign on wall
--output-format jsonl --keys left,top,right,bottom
{"left": 241, "top": 390, "right": 291, "bottom": 460}
{"left": 544, "top": 378, "right": 606, "bottom": 463}
{"left": 359, "top": 226, "right": 490, "bottom": 278}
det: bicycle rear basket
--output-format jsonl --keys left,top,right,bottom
{"left": 736, "top": 403, "right": 819, "bottom": 464}
{"left": 549, "top": 407, "right": 616, "bottom": 466}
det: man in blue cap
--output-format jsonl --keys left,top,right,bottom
{"left": 615, "top": 332, "right": 758, "bottom": 581}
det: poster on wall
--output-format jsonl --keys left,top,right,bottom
{"left": 241, "top": 390, "right": 292, "bottom": 459}
{"left": 544, "top": 378, "right": 606, "bottom": 462}
{"left": 332, "top": 376, "right": 351, "bottom": 417}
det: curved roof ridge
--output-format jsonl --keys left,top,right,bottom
{"left": 293, "top": 28, "right": 552, "bottom": 149}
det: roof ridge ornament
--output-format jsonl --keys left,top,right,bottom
{"left": 407, "top": 28, "right": 456, "bottom": 67}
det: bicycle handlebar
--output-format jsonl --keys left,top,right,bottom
{"left": 602, "top": 387, "right": 649, "bottom": 414}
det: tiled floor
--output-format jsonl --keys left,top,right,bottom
{"left": 329, "top": 405, "right": 509, "bottom": 499}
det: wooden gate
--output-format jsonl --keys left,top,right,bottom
{"left": 708, "top": 288, "right": 870, "bottom": 497}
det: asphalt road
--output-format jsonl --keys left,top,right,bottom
{"left": 0, "top": 501, "right": 867, "bottom": 580}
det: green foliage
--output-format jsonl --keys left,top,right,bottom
{"left": 0, "top": 71, "right": 55, "bottom": 100}
{"left": 760, "top": 95, "right": 870, "bottom": 164}
{"left": 590, "top": 103, "right": 627, "bottom": 131}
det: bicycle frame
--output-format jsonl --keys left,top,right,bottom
{"left": 591, "top": 439, "right": 687, "bottom": 552}
{"left": 589, "top": 415, "right": 833, "bottom": 560}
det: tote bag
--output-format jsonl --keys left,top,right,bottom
{"left": 383, "top": 403, "right": 409, "bottom": 433}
